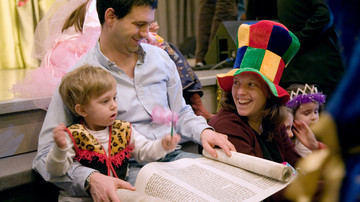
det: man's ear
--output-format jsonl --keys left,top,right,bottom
{"left": 75, "top": 104, "right": 87, "bottom": 117}
{"left": 104, "top": 8, "right": 116, "bottom": 25}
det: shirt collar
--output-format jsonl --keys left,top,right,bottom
{"left": 95, "top": 41, "right": 146, "bottom": 69}
{"left": 137, "top": 45, "right": 145, "bottom": 63}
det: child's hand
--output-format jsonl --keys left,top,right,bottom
{"left": 149, "top": 21, "right": 159, "bottom": 33}
{"left": 161, "top": 134, "right": 181, "bottom": 151}
{"left": 53, "top": 123, "right": 67, "bottom": 149}
{"left": 293, "top": 120, "right": 319, "bottom": 150}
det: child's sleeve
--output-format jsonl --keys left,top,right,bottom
{"left": 46, "top": 134, "right": 75, "bottom": 176}
{"left": 130, "top": 126, "right": 168, "bottom": 163}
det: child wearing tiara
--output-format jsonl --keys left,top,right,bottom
{"left": 285, "top": 84, "right": 327, "bottom": 157}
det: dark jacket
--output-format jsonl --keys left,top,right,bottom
{"left": 278, "top": 0, "right": 345, "bottom": 100}
{"left": 209, "top": 108, "right": 300, "bottom": 167}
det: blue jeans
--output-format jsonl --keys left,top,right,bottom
{"left": 126, "top": 150, "right": 201, "bottom": 186}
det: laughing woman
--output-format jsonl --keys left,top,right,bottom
{"left": 209, "top": 20, "right": 301, "bottom": 168}
{"left": 208, "top": 20, "right": 302, "bottom": 201}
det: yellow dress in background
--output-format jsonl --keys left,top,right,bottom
{"left": 0, "top": 0, "right": 55, "bottom": 69}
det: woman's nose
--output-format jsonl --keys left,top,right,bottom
{"left": 236, "top": 85, "right": 246, "bottom": 95}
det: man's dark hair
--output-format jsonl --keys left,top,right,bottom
{"left": 97, "top": 0, "right": 158, "bottom": 25}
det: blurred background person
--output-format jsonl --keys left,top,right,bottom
{"left": 194, "top": 0, "right": 238, "bottom": 67}
{"left": 277, "top": 0, "right": 345, "bottom": 101}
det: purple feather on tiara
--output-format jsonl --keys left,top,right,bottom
{"left": 286, "top": 93, "right": 326, "bottom": 109}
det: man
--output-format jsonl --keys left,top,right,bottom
{"left": 32, "top": 1, "right": 235, "bottom": 201}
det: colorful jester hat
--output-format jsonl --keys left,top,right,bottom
{"left": 217, "top": 20, "right": 300, "bottom": 104}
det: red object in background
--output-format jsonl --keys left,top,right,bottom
{"left": 18, "top": 0, "right": 29, "bottom": 7}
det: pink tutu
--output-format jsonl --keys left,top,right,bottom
{"left": 12, "top": 0, "right": 100, "bottom": 99}
{"left": 12, "top": 27, "right": 100, "bottom": 98}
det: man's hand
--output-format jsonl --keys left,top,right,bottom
{"left": 200, "top": 129, "right": 236, "bottom": 158}
{"left": 89, "top": 172, "right": 136, "bottom": 202}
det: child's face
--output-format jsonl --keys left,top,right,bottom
{"left": 284, "top": 111, "right": 294, "bottom": 138}
{"left": 81, "top": 86, "right": 118, "bottom": 131}
{"left": 294, "top": 102, "right": 320, "bottom": 126}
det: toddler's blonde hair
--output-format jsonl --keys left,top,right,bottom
{"left": 59, "top": 65, "right": 116, "bottom": 116}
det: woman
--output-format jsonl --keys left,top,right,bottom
{"left": 209, "top": 20, "right": 301, "bottom": 167}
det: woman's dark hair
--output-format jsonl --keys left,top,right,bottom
{"left": 96, "top": 0, "right": 158, "bottom": 25}
{"left": 220, "top": 89, "right": 286, "bottom": 140}
{"left": 220, "top": 91, "right": 237, "bottom": 112}
{"left": 262, "top": 96, "right": 287, "bottom": 140}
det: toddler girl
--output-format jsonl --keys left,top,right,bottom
{"left": 285, "top": 84, "right": 327, "bottom": 157}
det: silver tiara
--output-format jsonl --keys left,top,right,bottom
{"left": 289, "top": 84, "right": 318, "bottom": 100}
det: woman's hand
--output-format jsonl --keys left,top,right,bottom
{"left": 200, "top": 129, "right": 236, "bottom": 158}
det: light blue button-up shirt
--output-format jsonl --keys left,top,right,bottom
{"left": 33, "top": 42, "right": 211, "bottom": 196}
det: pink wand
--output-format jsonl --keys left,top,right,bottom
{"left": 151, "top": 106, "right": 178, "bottom": 137}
